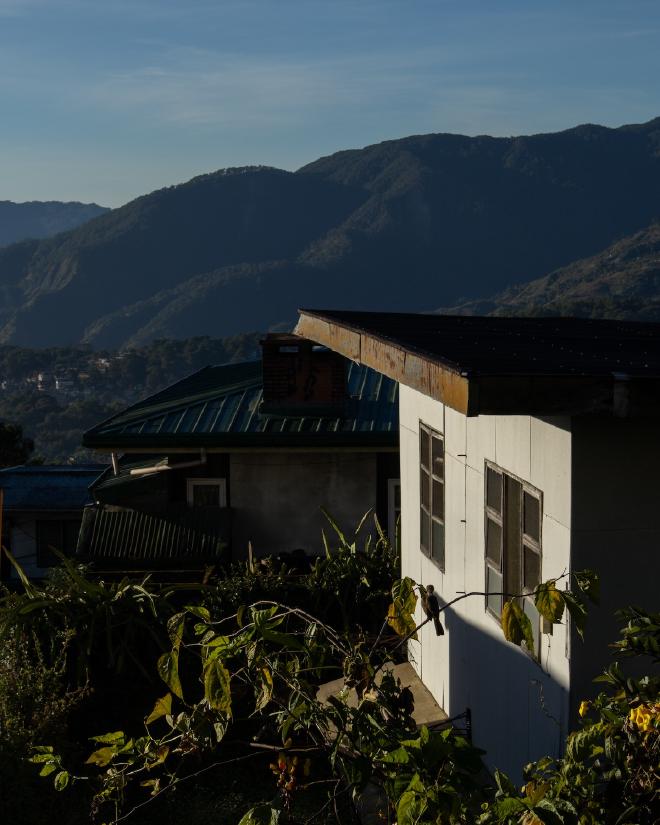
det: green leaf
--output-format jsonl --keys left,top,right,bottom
{"left": 85, "top": 747, "right": 117, "bottom": 767}
{"left": 146, "top": 693, "right": 172, "bottom": 725}
{"left": 203, "top": 658, "right": 232, "bottom": 714}
{"left": 501, "top": 599, "right": 535, "bottom": 650}
{"left": 535, "top": 581, "right": 564, "bottom": 624}
{"left": 256, "top": 666, "right": 273, "bottom": 711}
{"left": 1, "top": 545, "right": 39, "bottom": 598}
{"left": 387, "top": 577, "right": 419, "bottom": 639}
{"left": 320, "top": 507, "right": 348, "bottom": 547}
{"left": 90, "top": 731, "right": 126, "bottom": 745}
{"left": 238, "top": 805, "right": 281, "bottom": 825}
{"left": 561, "top": 592, "right": 587, "bottom": 641}
{"left": 54, "top": 770, "right": 70, "bottom": 791}
{"left": 184, "top": 605, "right": 210, "bottom": 622}
{"left": 167, "top": 612, "right": 186, "bottom": 649}
{"left": 39, "top": 762, "right": 58, "bottom": 777}
{"left": 157, "top": 651, "right": 183, "bottom": 700}
{"left": 397, "top": 788, "right": 427, "bottom": 825}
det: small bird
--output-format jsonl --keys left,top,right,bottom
{"left": 423, "top": 584, "right": 444, "bottom": 636}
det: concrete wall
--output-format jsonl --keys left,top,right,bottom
{"left": 229, "top": 451, "right": 379, "bottom": 558}
{"left": 400, "top": 385, "right": 572, "bottom": 779}
{"left": 570, "top": 417, "right": 660, "bottom": 717}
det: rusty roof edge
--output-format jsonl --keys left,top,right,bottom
{"left": 295, "top": 310, "right": 474, "bottom": 416}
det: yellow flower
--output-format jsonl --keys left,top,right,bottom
{"left": 579, "top": 700, "right": 590, "bottom": 718}
{"left": 629, "top": 704, "right": 656, "bottom": 733}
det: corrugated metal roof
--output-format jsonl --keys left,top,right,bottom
{"left": 0, "top": 465, "right": 105, "bottom": 511}
{"left": 84, "top": 361, "right": 398, "bottom": 449}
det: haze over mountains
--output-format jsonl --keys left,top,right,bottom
{"left": 0, "top": 200, "right": 109, "bottom": 248}
{"left": 1, "top": 117, "right": 659, "bottom": 349}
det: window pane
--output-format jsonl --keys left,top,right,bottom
{"left": 524, "top": 492, "right": 540, "bottom": 541}
{"left": 486, "top": 467, "right": 502, "bottom": 513}
{"left": 192, "top": 483, "right": 221, "bottom": 507}
{"left": 486, "top": 518, "right": 502, "bottom": 566}
{"left": 420, "top": 508, "right": 430, "bottom": 553}
{"left": 420, "top": 428, "right": 430, "bottom": 469}
{"left": 523, "top": 544, "right": 541, "bottom": 590}
{"left": 420, "top": 468, "right": 430, "bottom": 509}
{"left": 486, "top": 567, "right": 503, "bottom": 616}
{"left": 431, "top": 519, "right": 445, "bottom": 567}
{"left": 432, "top": 479, "right": 444, "bottom": 520}
{"left": 431, "top": 436, "right": 444, "bottom": 479}
{"left": 524, "top": 598, "right": 540, "bottom": 656}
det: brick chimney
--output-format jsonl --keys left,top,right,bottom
{"left": 260, "top": 333, "right": 347, "bottom": 415}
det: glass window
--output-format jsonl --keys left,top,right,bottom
{"left": 420, "top": 423, "right": 444, "bottom": 570}
{"left": 484, "top": 463, "right": 543, "bottom": 658}
{"left": 187, "top": 478, "right": 227, "bottom": 507}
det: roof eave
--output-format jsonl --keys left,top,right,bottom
{"left": 295, "top": 310, "right": 474, "bottom": 416}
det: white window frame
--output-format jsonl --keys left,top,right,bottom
{"left": 186, "top": 478, "right": 227, "bottom": 507}
{"left": 484, "top": 461, "right": 543, "bottom": 658}
{"left": 420, "top": 422, "right": 445, "bottom": 571}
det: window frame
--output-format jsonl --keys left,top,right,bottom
{"left": 484, "top": 461, "right": 543, "bottom": 657}
{"left": 186, "top": 478, "right": 227, "bottom": 508}
{"left": 419, "top": 422, "right": 445, "bottom": 571}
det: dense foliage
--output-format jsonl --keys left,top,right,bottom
{"left": 0, "top": 332, "right": 260, "bottom": 462}
{"left": 0, "top": 420, "right": 33, "bottom": 467}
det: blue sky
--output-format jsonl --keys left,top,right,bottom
{"left": 1, "top": 0, "right": 659, "bottom": 207}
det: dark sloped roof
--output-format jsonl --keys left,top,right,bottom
{"left": 298, "top": 310, "right": 660, "bottom": 378}
{"left": 0, "top": 465, "right": 105, "bottom": 511}
{"left": 84, "top": 360, "right": 398, "bottom": 449}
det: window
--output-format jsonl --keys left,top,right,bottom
{"left": 485, "top": 463, "right": 542, "bottom": 656}
{"left": 36, "top": 520, "right": 81, "bottom": 567}
{"left": 186, "top": 478, "right": 227, "bottom": 507}
{"left": 420, "top": 423, "right": 445, "bottom": 569}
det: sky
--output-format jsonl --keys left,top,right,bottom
{"left": 1, "top": 0, "right": 659, "bottom": 207}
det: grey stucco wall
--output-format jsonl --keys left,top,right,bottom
{"left": 229, "top": 451, "right": 379, "bottom": 558}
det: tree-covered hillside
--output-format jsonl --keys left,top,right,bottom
{"left": 0, "top": 118, "right": 659, "bottom": 348}
{"left": 0, "top": 200, "right": 108, "bottom": 247}
{"left": 0, "top": 333, "right": 260, "bottom": 463}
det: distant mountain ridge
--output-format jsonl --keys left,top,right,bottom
{"left": 444, "top": 222, "right": 660, "bottom": 321}
{"left": 0, "top": 200, "right": 109, "bottom": 247}
{"left": 0, "top": 117, "right": 659, "bottom": 348}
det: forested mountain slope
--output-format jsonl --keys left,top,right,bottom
{"left": 1, "top": 118, "right": 659, "bottom": 348}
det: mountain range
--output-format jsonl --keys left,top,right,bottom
{"left": 0, "top": 117, "right": 659, "bottom": 348}
{"left": 445, "top": 221, "right": 660, "bottom": 321}
{"left": 0, "top": 200, "right": 108, "bottom": 248}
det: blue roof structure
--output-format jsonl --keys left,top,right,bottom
{"left": 84, "top": 360, "right": 398, "bottom": 449}
{"left": 0, "top": 465, "right": 105, "bottom": 511}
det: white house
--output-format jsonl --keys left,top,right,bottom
{"left": 295, "top": 308, "right": 660, "bottom": 779}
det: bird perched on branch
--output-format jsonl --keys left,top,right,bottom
{"left": 421, "top": 584, "right": 444, "bottom": 636}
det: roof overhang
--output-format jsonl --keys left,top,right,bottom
{"left": 295, "top": 309, "right": 660, "bottom": 418}
{"left": 296, "top": 311, "right": 474, "bottom": 414}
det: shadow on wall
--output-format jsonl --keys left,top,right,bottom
{"left": 430, "top": 601, "right": 569, "bottom": 783}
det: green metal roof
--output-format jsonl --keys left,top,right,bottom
{"left": 84, "top": 360, "right": 398, "bottom": 450}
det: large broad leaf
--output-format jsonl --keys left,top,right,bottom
{"left": 387, "top": 578, "right": 419, "bottom": 639}
{"left": 561, "top": 592, "right": 587, "bottom": 641}
{"left": 238, "top": 806, "right": 281, "bottom": 825}
{"left": 85, "top": 746, "right": 117, "bottom": 767}
{"left": 501, "top": 599, "right": 535, "bottom": 651}
{"left": 396, "top": 788, "right": 427, "bottom": 825}
{"left": 535, "top": 581, "right": 564, "bottom": 624}
{"left": 204, "top": 658, "right": 232, "bottom": 715}
{"left": 167, "top": 612, "right": 186, "bottom": 650}
{"left": 157, "top": 651, "right": 183, "bottom": 700}
{"left": 145, "top": 693, "right": 172, "bottom": 725}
